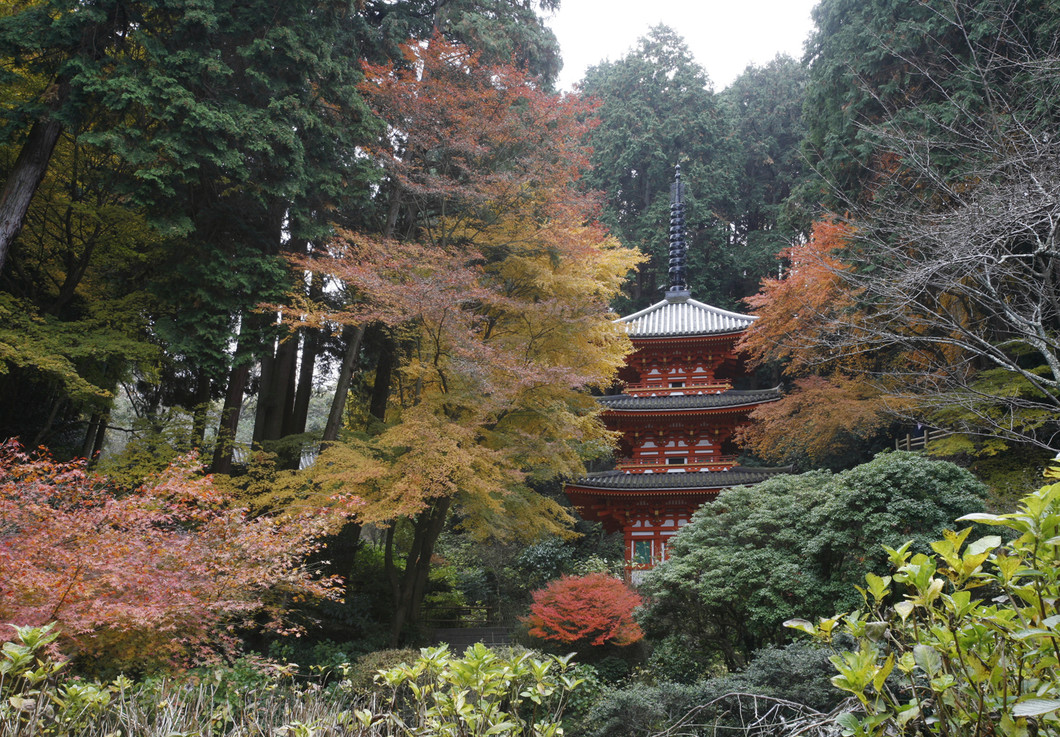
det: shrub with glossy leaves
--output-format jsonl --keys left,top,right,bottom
{"left": 525, "top": 573, "right": 643, "bottom": 648}
{"left": 790, "top": 467, "right": 1060, "bottom": 735}
{"left": 369, "top": 644, "right": 583, "bottom": 737}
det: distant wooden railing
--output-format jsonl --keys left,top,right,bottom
{"left": 422, "top": 605, "right": 496, "bottom": 628}
{"left": 895, "top": 427, "right": 952, "bottom": 451}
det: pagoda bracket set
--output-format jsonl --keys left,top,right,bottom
{"left": 564, "top": 164, "right": 786, "bottom": 574}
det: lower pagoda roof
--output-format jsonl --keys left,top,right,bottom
{"left": 599, "top": 387, "right": 780, "bottom": 412}
{"left": 568, "top": 466, "right": 792, "bottom": 493}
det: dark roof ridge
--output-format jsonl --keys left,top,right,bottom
{"left": 569, "top": 465, "right": 794, "bottom": 492}
{"left": 599, "top": 386, "right": 782, "bottom": 411}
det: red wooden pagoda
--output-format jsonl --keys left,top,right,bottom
{"left": 565, "top": 166, "right": 785, "bottom": 574}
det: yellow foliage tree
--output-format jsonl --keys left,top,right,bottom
{"left": 292, "top": 39, "right": 643, "bottom": 643}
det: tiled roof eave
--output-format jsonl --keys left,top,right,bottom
{"left": 567, "top": 467, "right": 793, "bottom": 493}
{"left": 565, "top": 486, "right": 724, "bottom": 497}
{"left": 603, "top": 399, "right": 778, "bottom": 415}
{"left": 631, "top": 326, "right": 748, "bottom": 339}
{"left": 598, "top": 388, "right": 782, "bottom": 412}
{"left": 615, "top": 297, "right": 758, "bottom": 338}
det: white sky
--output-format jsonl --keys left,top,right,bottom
{"left": 545, "top": 0, "right": 820, "bottom": 92}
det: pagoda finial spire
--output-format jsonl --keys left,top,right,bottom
{"left": 666, "top": 164, "right": 689, "bottom": 300}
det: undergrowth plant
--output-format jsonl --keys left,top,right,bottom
{"left": 788, "top": 468, "right": 1060, "bottom": 736}
{"left": 1, "top": 627, "right": 582, "bottom": 736}
{"left": 366, "top": 643, "right": 583, "bottom": 737}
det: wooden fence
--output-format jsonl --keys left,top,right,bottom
{"left": 894, "top": 427, "right": 952, "bottom": 451}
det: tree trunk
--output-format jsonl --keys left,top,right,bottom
{"left": 211, "top": 361, "right": 251, "bottom": 474}
{"left": 287, "top": 326, "right": 319, "bottom": 436}
{"left": 278, "top": 333, "right": 298, "bottom": 436}
{"left": 368, "top": 332, "right": 394, "bottom": 427}
{"left": 322, "top": 323, "right": 366, "bottom": 442}
{"left": 256, "top": 328, "right": 303, "bottom": 443}
{"left": 386, "top": 497, "right": 451, "bottom": 646}
{"left": 211, "top": 311, "right": 266, "bottom": 474}
{"left": 90, "top": 410, "right": 108, "bottom": 459}
{"left": 252, "top": 330, "right": 297, "bottom": 444}
{"left": 191, "top": 371, "right": 211, "bottom": 447}
{"left": 252, "top": 338, "right": 277, "bottom": 445}
{"left": 32, "top": 391, "right": 65, "bottom": 447}
{"left": 80, "top": 412, "right": 103, "bottom": 459}
{"left": 0, "top": 117, "right": 64, "bottom": 275}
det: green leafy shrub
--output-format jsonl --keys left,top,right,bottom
{"left": 368, "top": 643, "right": 583, "bottom": 737}
{"left": 646, "top": 634, "right": 720, "bottom": 685}
{"left": 789, "top": 469, "right": 1060, "bottom": 735}
{"left": 517, "top": 537, "right": 576, "bottom": 589}
{"left": 592, "top": 656, "right": 631, "bottom": 684}
{"left": 558, "top": 662, "right": 604, "bottom": 733}
{"left": 720, "top": 642, "right": 843, "bottom": 713}
{"left": 641, "top": 453, "right": 985, "bottom": 668}
{"left": 585, "top": 640, "right": 842, "bottom": 737}
{"left": 0, "top": 623, "right": 130, "bottom": 736}
{"left": 583, "top": 680, "right": 721, "bottom": 737}
{"left": 346, "top": 648, "right": 420, "bottom": 694}
{"left": 3, "top": 631, "right": 585, "bottom": 735}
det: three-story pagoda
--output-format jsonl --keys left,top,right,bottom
{"left": 565, "top": 167, "right": 786, "bottom": 573}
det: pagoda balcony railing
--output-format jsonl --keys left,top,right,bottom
{"left": 624, "top": 382, "right": 732, "bottom": 396}
{"left": 615, "top": 456, "right": 738, "bottom": 473}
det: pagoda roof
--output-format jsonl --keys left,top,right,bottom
{"left": 599, "top": 387, "right": 780, "bottom": 412}
{"left": 616, "top": 292, "right": 757, "bottom": 338}
{"left": 568, "top": 466, "right": 792, "bottom": 493}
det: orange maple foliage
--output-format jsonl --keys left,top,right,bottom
{"left": 358, "top": 37, "right": 597, "bottom": 244}
{"left": 525, "top": 573, "right": 644, "bottom": 648}
{"left": 294, "top": 37, "right": 639, "bottom": 539}
{"left": 737, "top": 218, "right": 912, "bottom": 465}
{"left": 735, "top": 375, "right": 898, "bottom": 466}
{"left": 0, "top": 440, "right": 352, "bottom": 672}
{"left": 740, "top": 217, "right": 862, "bottom": 374}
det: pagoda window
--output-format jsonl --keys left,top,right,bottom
{"left": 667, "top": 457, "right": 686, "bottom": 465}
{"left": 633, "top": 540, "right": 652, "bottom": 565}
{"left": 670, "top": 381, "right": 684, "bottom": 388}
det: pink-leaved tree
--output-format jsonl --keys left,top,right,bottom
{"left": 0, "top": 440, "right": 355, "bottom": 672}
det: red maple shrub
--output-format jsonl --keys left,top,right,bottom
{"left": 0, "top": 440, "right": 351, "bottom": 672}
{"left": 525, "top": 573, "right": 644, "bottom": 647}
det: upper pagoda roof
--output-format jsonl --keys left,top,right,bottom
{"left": 616, "top": 292, "right": 757, "bottom": 338}
{"left": 614, "top": 166, "right": 758, "bottom": 339}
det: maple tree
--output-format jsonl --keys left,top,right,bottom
{"left": 291, "top": 38, "right": 641, "bottom": 645}
{"left": 768, "top": 0, "right": 1060, "bottom": 457}
{"left": 739, "top": 218, "right": 858, "bottom": 375}
{"left": 735, "top": 376, "right": 896, "bottom": 470}
{"left": 0, "top": 439, "right": 351, "bottom": 673}
{"left": 736, "top": 219, "right": 902, "bottom": 468}
{"left": 525, "top": 573, "right": 644, "bottom": 648}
